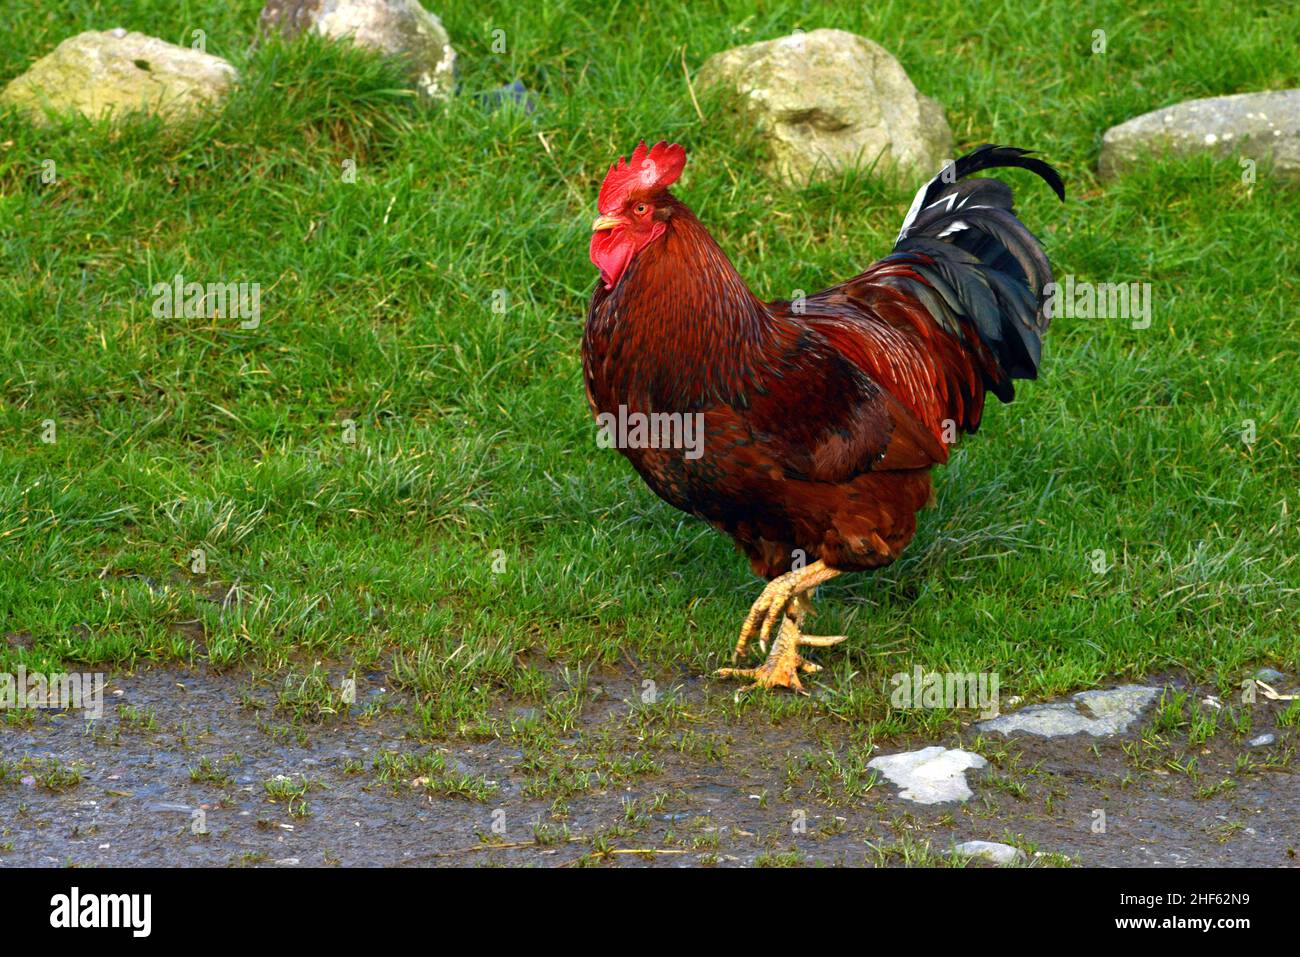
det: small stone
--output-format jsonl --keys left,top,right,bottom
{"left": 259, "top": 0, "right": 457, "bottom": 100}
{"left": 868, "top": 746, "right": 986, "bottom": 805}
{"left": 1248, "top": 733, "right": 1276, "bottom": 748}
{"left": 951, "top": 840, "right": 1027, "bottom": 866}
{"left": 1254, "top": 667, "right": 1287, "bottom": 684}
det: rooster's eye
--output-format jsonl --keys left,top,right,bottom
{"left": 633, "top": 203, "right": 648, "bottom": 215}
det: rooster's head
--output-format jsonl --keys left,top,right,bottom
{"left": 589, "top": 140, "right": 686, "bottom": 290}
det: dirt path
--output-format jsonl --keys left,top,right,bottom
{"left": 1, "top": 664, "right": 1295, "bottom": 867}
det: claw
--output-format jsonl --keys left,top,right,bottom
{"left": 715, "top": 647, "right": 827, "bottom": 695}
{"left": 732, "top": 560, "right": 843, "bottom": 666}
{"left": 718, "top": 611, "right": 846, "bottom": 695}
{"left": 733, "top": 571, "right": 795, "bottom": 662}
{"left": 799, "top": 634, "right": 847, "bottom": 647}
{"left": 715, "top": 665, "right": 809, "bottom": 696}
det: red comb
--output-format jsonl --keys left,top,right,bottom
{"left": 597, "top": 141, "right": 686, "bottom": 213}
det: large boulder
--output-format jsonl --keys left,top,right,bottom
{"left": 0, "top": 28, "right": 237, "bottom": 125}
{"left": 1099, "top": 90, "right": 1300, "bottom": 184}
{"left": 259, "top": 0, "right": 456, "bottom": 100}
{"left": 696, "top": 28, "right": 952, "bottom": 187}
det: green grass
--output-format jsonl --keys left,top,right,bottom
{"left": 372, "top": 750, "right": 498, "bottom": 801}
{"left": 1, "top": 0, "right": 1297, "bottom": 743}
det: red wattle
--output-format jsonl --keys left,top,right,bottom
{"left": 590, "top": 229, "right": 634, "bottom": 290}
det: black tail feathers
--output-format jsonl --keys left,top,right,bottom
{"left": 889, "top": 145, "right": 1064, "bottom": 401}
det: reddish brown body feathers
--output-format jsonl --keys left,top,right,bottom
{"left": 586, "top": 202, "right": 938, "bottom": 577}
{"left": 583, "top": 142, "right": 1062, "bottom": 581}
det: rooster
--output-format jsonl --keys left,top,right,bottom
{"left": 583, "top": 141, "right": 1063, "bottom": 693}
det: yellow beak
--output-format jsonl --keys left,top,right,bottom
{"left": 591, "top": 214, "right": 624, "bottom": 232}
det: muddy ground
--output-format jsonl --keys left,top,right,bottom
{"left": 1, "top": 664, "right": 1295, "bottom": 867}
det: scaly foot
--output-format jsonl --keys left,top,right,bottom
{"left": 732, "top": 560, "right": 843, "bottom": 662}
{"left": 717, "top": 616, "right": 846, "bottom": 695}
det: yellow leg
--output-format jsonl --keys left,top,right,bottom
{"left": 731, "top": 560, "right": 842, "bottom": 662}
{"left": 715, "top": 608, "right": 847, "bottom": 695}
{"left": 718, "top": 562, "right": 847, "bottom": 695}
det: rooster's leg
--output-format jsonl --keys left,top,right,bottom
{"left": 715, "top": 597, "right": 846, "bottom": 695}
{"left": 731, "top": 560, "right": 842, "bottom": 661}
{"left": 719, "top": 562, "right": 846, "bottom": 694}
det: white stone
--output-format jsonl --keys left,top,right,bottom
{"left": 868, "top": 746, "right": 986, "bottom": 804}
{"left": 951, "top": 840, "right": 1027, "bottom": 865}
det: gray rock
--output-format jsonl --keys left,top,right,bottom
{"left": 1248, "top": 733, "right": 1276, "bottom": 748}
{"left": 951, "top": 840, "right": 1026, "bottom": 866}
{"left": 867, "top": 746, "right": 986, "bottom": 805}
{"left": 0, "top": 28, "right": 237, "bottom": 125}
{"left": 975, "top": 685, "right": 1161, "bottom": 738}
{"left": 1254, "top": 667, "right": 1287, "bottom": 684}
{"left": 1099, "top": 90, "right": 1300, "bottom": 183}
{"left": 260, "top": 0, "right": 456, "bottom": 100}
{"left": 143, "top": 801, "right": 195, "bottom": 813}
{"left": 696, "top": 28, "right": 952, "bottom": 187}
